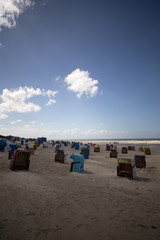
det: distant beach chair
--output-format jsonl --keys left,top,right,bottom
{"left": 144, "top": 147, "right": 151, "bottom": 155}
{"left": 25, "top": 144, "right": 34, "bottom": 155}
{"left": 32, "top": 144, "right": 37, "bottom": 150}
{"left": 70, "top": 153, "right": 84, "bottom": 173}
{"left": 71, "top": 142, "right": 76, "bottom": 148}
{"left": 75, "top": 143, "right": 79, "bottom": 150}
{"left": 9, "top": 150, "right": 30, "bottom": 171}
{"left": 128, "top": 146, "right": 135, "bottom": 151}
{"left": 8, "top": 144, "right": 18, "bottom": 159}
{"left": 81, "top": 148, "right": 89, "bottom": 159}
{"left": 106, "top": 144, "right": 111, "bottom": 151}
{"left": 94, "top": 145, "right": 100, "bottom": 152}
{"left": 139, "top": 146, "right": 144, "bottom": 152}
{"left": 117, "top": 158, "right": 136, "bottom": 179}
{"left": 0, "top": 140, "right": 7, "bottom": 152}
{"left": 121, "top": 147, "right": 128, "bottom": 154}
{"left": 55, "top": 149, "right": 67, "bottom": 163}
{"left": 110, "top": 149, "right": 117, "bottom": 158}
{"left": 134, "top": 155, "right": 146, "bottom": 168}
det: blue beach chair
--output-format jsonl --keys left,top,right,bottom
{"left": 70, "top": 153, "right": 84, "bottom": 173}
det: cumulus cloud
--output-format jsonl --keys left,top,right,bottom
{"left": 64, "top": 68, "right": 98, "bottom": 98}
{"left": 0, "top": 86, "right": 58, "bottom": 118}
{"left": 0, "top": 0, "right": 35, "bottom": 31}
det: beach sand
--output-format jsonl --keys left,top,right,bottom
{"left": 0, "top": 142, "right": 160, "bottom": 240}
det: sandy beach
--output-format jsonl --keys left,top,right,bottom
{"left": 0, "top": 141, "right": 160, "bottom": 240}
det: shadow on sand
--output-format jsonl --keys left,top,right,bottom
{"left": 82, "top": 170, "right": 93, "bottom": 175}
{"left": 135, "top": 177, "right": 150, "bottom": 182}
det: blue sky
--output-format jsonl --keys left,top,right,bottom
{"left": 0, "top": 0, "right": 160, "bottom": 139}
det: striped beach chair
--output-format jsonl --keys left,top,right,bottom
{"left": 9, "top": 150, "right": 30, "bottom": 171}
{"left": 117, "top": 158, "right": 136, "bottom": 179}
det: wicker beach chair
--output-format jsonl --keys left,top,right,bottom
{"left": 121, "top": 147, "right": 128, "bottom": 154}
{"left": 110, "top": 149, "right": 117, "bottom": 158}
{"left": 139, "top": 146, "right": 144, "bottom": 152}
{"left": 81, "top": 148, "right": 89, "bottom": 159}
{"left": 55, "top": 149, "right": 67, "bottom": 163}
{"left": 70, "top": 153, "right": 84, "bottom": 173}
{"left": 94, "top": 145, "right": 100, "bottom": 152}
{"left": 144, "top": 148, "right": 151, "bottom": 155}
{"left": 117, "top": 158, "right": 136, "bottom": 179}
{"left": 134, "top": 155, "right": 146, "bottom": 168}
{"left": 75, "top": 143, "right": 79, "bottom": 150}
{"left": 9, "top": 150, "right": 30, "bottom": 171}
{"left": 128, "top": 146, "right": 135, "bottom": 151}
{"left": 106, "top": 144, "right": 111, "bottom": 151}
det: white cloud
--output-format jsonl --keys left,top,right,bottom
{"left": 0, "top": 86, "right": 58, "bottom": 118}
{"left": 64, "top": 68, "right": 98, "bottom": 98}
{"left": 11, "top": 119, "right": 21, "bottom": 124}
{"left": 0, "top": 43, "right": 3, "bottom": 48}
{"left": 45, "top": 99, "right": 56, "bottom": 106}
{"left": 0, "top": 0, "right": 35, "bottom": 32}
{"left": 55, "top": 76, "right": 61, "bottom": 81}
{"left": 28, "top": 120, "right": 36, "bottom": 124}
{"left": 0, "top": 113, "right": 8, "bottom": 119}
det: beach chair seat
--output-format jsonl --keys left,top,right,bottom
{"left": 70, "top": 153, "right": 84, "bottom": 173}
{"left": 121, "top": 147, "right": 128, "bottom": 154}
{"left": 117, "top": 158, "right": 136, "bottom": 179}
{"left": 134, "top": 155, "right": 146, "bottom": 168}
{"left": 94, "top": 145, "right": 100, "bottom": 152}
{"left": 110, "top": 149, "right": 117, "bottom": 158}
{"left": 9, "top": 150, "right": 30, "bottom": 171}
{"left": 55, "top": 149, "right": 67, "bottom": 163}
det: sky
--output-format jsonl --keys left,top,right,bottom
{"left": 0, "top": 0, "right": 160, "bottom": 139}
